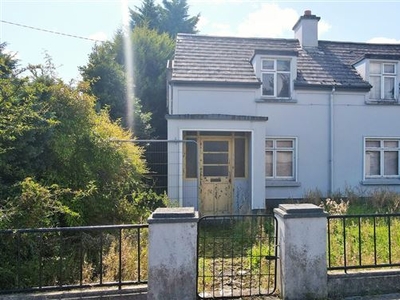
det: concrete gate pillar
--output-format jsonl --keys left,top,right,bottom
{"left": 274, "top": 204, "right": 328, "bottom": 300}
{"left": 147, "top": 207, "right": 199, "bottom": 300}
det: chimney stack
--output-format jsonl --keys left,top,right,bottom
{"left": 292, "top": 10, "right": 320, "bottom": 48}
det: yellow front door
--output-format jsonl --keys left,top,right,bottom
{"left": 199, "top": 138, "right": 233, "bottom": 215}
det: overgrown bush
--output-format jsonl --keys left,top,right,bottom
{"left": 304, "top": 186, "right": 400, "bottom": 215}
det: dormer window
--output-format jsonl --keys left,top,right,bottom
{"left": 261, "top": 59, "right": 291, "bottom": 98}
{"left": 369, "top": 62, "right": 397, "bottom": 100}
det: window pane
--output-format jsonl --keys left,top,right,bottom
{"left": 235, "top": 138, "right": 245, "bottom": 177}
{"left": 277, "top": 140, "right": 293, "bottom": 148}
{"left": 366, "top": 151, "right": 380, "bottom": 176}
{"left": 262, "top": 60, "right": 274, "bottom": 70}
{"left": 366, "top": 140, "right": 380, "bottom": 148}
{"left": 265, "top": 140, "right": 273, "bottom": 148}
{"left": 185, "top": 140, "right": 197, "bottom": 178}
{"left": 204, "top": 153, "right": 228, "bottom": 164}
{"left": 277, "top": 151, "right": 293, "bottom": 177}
{"left": 384, "top": 151, "right": 398, "bottom": 175}
{"left": 370, "top": 62, "right": 381, "bottom": 74}
{"left": 203, "top": 141, "right": 228, "bottom": 152}
{"left": 265, "top": 151, "right": 273, "bottom": 177}
{"left": 384, "top": 64, "right": 395, "bottom": 74}
{"left": 384, "top": 77, "right": 395, "bottom": 99}
{"left": 262, "top": 73, "right": 274, "bottom": 96}
{"left": 204, "top": 166, "right": 228, "bottom": 176}
{"left": 384, "top": 141, "right": 398, "bottom": 148}
{"left": 277, "top": 73, "right": 290, "bottom": 97}
{"left": 370, "top": 76, "right": 381, "bottom": 99}
{"left": 277, "top": 60, "right": 290, "bottom": 71}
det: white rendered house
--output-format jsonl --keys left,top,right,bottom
{"left": 166, "top": 10, "right": 400, "bottom": 215}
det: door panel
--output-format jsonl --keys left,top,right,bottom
{"left": 200, "top": 139, "right": 233, "bottom": 215}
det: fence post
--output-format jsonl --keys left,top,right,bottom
{"left": 274, "top": 204, "right": 328, "bottom": 300}
{"left": 147, "top": 207, "right": 199, "bottom": 300}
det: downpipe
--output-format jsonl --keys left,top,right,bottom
{"left": 329, "top": 86, "right": 336, "bottom": 195}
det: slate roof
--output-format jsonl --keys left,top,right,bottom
{"left": 171, "top": 33, "right": 400, "bottom": 90}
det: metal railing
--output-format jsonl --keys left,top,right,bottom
{"left": 327, "top": 213, "right": 400, "bottom": 272}
{"left": 197, "top": 215, "right": 277, "bottom": 299}
{"left": 115, "top": 139, "right": 199, "bottom": 206}
{"left": 0, "top": 224, "right": 148, "bottom": 294}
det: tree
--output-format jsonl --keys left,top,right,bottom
{"left": 130, "top": 0, "right": 162, "bottom": 31}
{"left": 80, "top": 37, "right": 153, "bottom": 139}
{"left": 0, "top": 45, "right": 54, "bottom": 197}
{"left": 0, "top": 48, "right": 165, "bottom": 228}
{"left": 160, "top": 0, "right": 199, "bottom": 37}
{"left": 130, "top": 0, "right": 199, "bottom": 38}
{"left": 131, "top": 27, "right": 175, "bottom": 138}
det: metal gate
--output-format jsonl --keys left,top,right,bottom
{"left": 197, "top": 214, "right": 278, "bottom": 299}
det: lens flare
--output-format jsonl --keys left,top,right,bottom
{"left": 121, "top": 0, "right": 135, "bottom": 132}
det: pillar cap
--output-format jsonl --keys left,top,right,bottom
{"left": 274, "top": 203, "right": 328, "bottom": 219}
{"left": 148, "top": 207, "right": 199, "bottom": 224}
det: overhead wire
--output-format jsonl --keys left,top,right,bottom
{"left": 0, "top": 20, "right": 105, "bottom": 42}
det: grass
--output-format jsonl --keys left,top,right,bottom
{"left": 328, "top": 215, "right": 400, "bottom": 269}
{"left": 197, "top": 216, "right": 277, "bottom": 298}
{"left": 311, "top": 187, "right": 400, "bottom": 270}
{"left": 197, "top": 187, "right": 400, "bottom": 297}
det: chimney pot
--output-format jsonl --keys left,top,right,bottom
{"left": 304, "top": 10, "right": 312, "bottom": 16}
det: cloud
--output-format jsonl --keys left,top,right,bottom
{"left": 196, "top": 3, "right": 332, "bottom": 39}
{"left": 318, "top": 20, "right": 332, "bottom": 36}
{"left": 209, "top": 23, "right": 235, "bottom": 36}
{"left": 89, "top": 31, "right": 108, "bottom": 42}
{"left": 236, "top": 4, "right": 298, "bottom": 38}
{"left": 367, "top": 37, "right": 400, "bottom": 44}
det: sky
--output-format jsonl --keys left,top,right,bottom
{"left": 1, "top": 0, "right": 400, "bottom": 82}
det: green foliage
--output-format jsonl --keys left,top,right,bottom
{"left": 160, "top": 0, "right": 200, "bottom": 37}
{"left": 130, "top": 0, "right": 199, "bottom": 38}
{"left": 1, "top": 178, "right": 79, "bottom": 228}
{"left": 132, "top": 27, "right": 175, "bottom": 138}
{"left": 304, "top": 186, "right": 400, "bottom": 215}
{"left": 0, "top": 48, "right": 167, "bottom": 228}
{"left": 81, "top": 26, "right": 174, "bottom": 139}
{"left": 0, "top": 227, "right": 149, "bottom": 291}
{"left": 79, "top": 41, "right": 153, "bottom": 138}
{"left": 130, "top": 0, "right": 163, "bottom": 31}
{"left": 0, "top": 49, "right": 56, "bottom": 199}
{"left": 328, "top": 216, "right": 400, "bottom": 269}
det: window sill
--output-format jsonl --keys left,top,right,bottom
{"left": 266, "top": 180, "right": 301, "bottom": 187}
{"left": 365, "top": 99, "right": 399, "bottom": 105}
{"left": 361, "top": 179, "right": 400, "bottom": 185}
{"left": 256, "top": 98, "right": 297, "bottom": 103}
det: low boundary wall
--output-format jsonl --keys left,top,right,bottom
{"left": 328, "top": 270, "right": 400, "bottom": 298}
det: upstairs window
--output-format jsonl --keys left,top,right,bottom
{"left": 365, "top": 138, "right": 400, "bottom": 179}
{"left": 261, "top": 59, "right": 291, "bottom": 98}
{"left": 369, "top": 62, "right": 397, "bottom": 100}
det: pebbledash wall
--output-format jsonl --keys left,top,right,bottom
{"left": 147, "top": 205, "right": 400, "bottom": 300}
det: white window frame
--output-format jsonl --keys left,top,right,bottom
{"left": 265, "top": 138, "right": 297, "bottom": 180}
{"left": 364, "top": 138, "right": 400, "bottom": 180}
{"left": 261, "top": 58, "right": 292, "bottom": 98}
{"left": 369, "top": 61, "right": 398, "bottom": 101}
